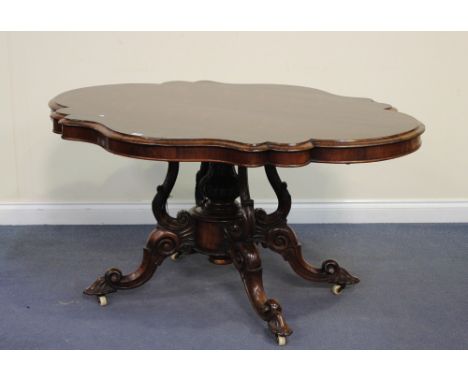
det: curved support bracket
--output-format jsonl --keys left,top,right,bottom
{"left": 151, "top": 162, "right": 195, "bottom": 253}
{"left": 85, "top": 163, "right": 196, "bottom": 298}
{"left": 254, "top": 165, "right": 360, "bottom": 287}
{"left": 152, "top": 162, "right": 193, "bottom": 232}
{"left": 254, "top": 165, "right": 291, "bottom": 233}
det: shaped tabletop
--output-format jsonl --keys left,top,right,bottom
{"left": 50, "top": 81, "right": 424, "bottom": 166}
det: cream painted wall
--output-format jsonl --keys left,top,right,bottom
{"left": 1, "top": 32, "right": 467, "bottom": 204}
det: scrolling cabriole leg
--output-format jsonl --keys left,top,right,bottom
{"left": 226, "top": 167, "right": 292, "bottom": 345}
{"left": 254, "top": 165, "right": 360, "bottom": 294}
{"left": 84, "top": 162, "right": 195, "bottom": 305}
{"left": 230, "top": 241, "right": 292, "bottom": 345}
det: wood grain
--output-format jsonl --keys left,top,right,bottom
{"left": 50, "top": 82, "right": 424, "bottom": 166}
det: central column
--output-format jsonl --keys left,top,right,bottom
{"left": 190, "top": 163, "right": 243, "bottom": 264}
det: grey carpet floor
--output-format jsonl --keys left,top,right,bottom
{"left": 0, "top": 224, "right": 467, "bottom": 349}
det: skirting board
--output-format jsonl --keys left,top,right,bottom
{"left": 0, "top": 201, "right": 468, "bottom": 225}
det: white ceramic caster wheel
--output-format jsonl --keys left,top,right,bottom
{"left": 170, "top": 253, "right": 181, "bottom": 261}
{"left": 331, "top": 284, "right": 344, "bottom": 295}
{"left": 276, "top": 335, "right": 287, "bottom": 346}
{"left": 98, "top": 295, "right": 108, "bottom": 306}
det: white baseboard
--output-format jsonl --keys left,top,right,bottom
{"left": 0, "top": 201, "right": 467, "bottom": 225}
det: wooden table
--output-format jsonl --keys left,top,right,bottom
{"left": 50, "top": 81, "right": 424, "bottom": 345}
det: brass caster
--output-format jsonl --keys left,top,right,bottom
{"left": 170, "top": 253, "right": 182, "bottom": 261}
{"left": 276, "top": 335, "right": 287, "bottom": 346}
{"left": 98, "top": 295, "right": 108, "bottom": 306}
{"left": 331, "top": 284, "right": 345, "bottom": 295}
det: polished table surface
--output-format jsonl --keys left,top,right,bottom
{"left": 50, "top": 81, "right": 424, "bottom": 165}
{"left": 50, "top": 82, "right": 424, "bottom": 346}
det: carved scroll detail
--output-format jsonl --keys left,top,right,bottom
{"left": 218, "top": 167, "right": 292, "bottom": 338}
{"left": 254, "top": 165, "right": 359, "bottom": 286}
{"left": 84, "top": 162, "right": 195, "bottom": 297}
{"left": 151, "top": 162, "right": 195, "bottom": 253}
{"left": 229, "top": 241, "right": 292, "bottom": 337}
{"left": 152, "top": 163, "right": 192, "bottom": 230}
{"left": 254, "top": 165, "right": 291, "bottom": 232}
{"left": 84, "top": 229, "right": 180, "bottom": 296}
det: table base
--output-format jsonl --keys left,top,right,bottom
{"left": 84, "top": 162, "right": 360, "bottom": 345}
